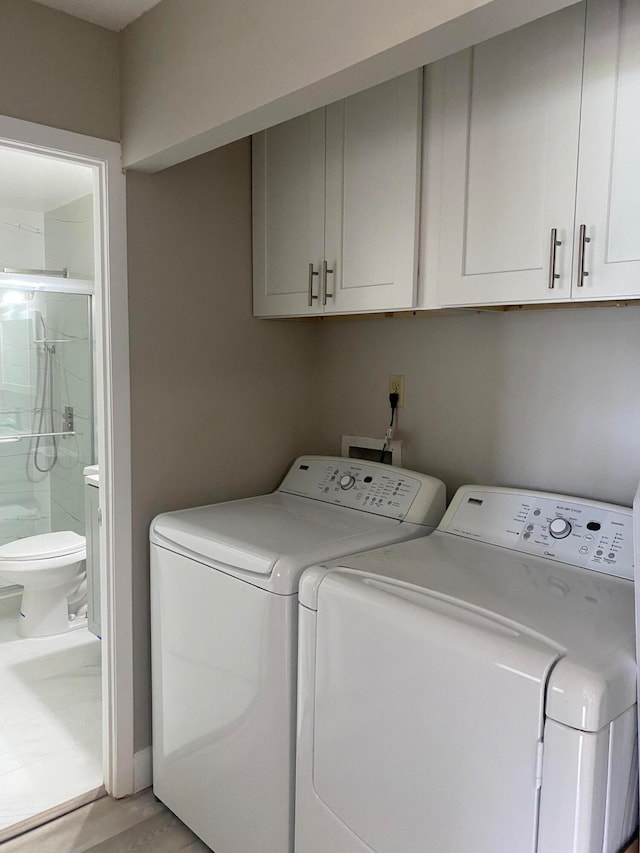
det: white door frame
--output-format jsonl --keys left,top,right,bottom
{"left": 0, "top": 115, "right": 134, "bottom": 798}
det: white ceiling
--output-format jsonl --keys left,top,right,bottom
{"left": 31, "top": 0, "right": 163, "bottom": 31}
{"left": 0, "top": 148, "right": 94, "bottom": 213}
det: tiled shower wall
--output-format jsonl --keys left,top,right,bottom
{"left": 45, "top": 195, "right": 94, "bottom": 536}
{"left": 41, "top": 292, "right": 93, "bottom": 535}
{"left": 0, "top": 206, "right": 50, "bottom": 548}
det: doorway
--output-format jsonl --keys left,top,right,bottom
{"left": 0, "top": 115, "right": 133, "bottom": 838}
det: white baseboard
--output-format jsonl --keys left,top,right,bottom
{"left": 133, "top": 746, "right": 153, "bottom": 793}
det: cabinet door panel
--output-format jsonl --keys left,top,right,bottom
{"left": 574, "top": 0, "right": 640, "bottom": 299}
{"left": 253, "top": 110, "right": 325, "bottom": 316}
{"left": 324, "top": 71, "right": 421, "bottom": 313}
{"left": 436, "top": 6, "right": 585, "bottom": 306}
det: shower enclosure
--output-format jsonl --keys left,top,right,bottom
{"left": 0, "top": 276, "right": 93, "bottom": 587}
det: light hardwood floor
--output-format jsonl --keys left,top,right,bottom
{"left": 2, "top": 789, "right": 637, "bottom": 852}
{"left": 0, "top": 789, "right": 211, "bottom": 852}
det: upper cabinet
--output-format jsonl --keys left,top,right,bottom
{"left": 422, "top": 0, "right": 640, "bottom": 308}
{"left": 253, "top": 71, "right": 422, "bottom": 317}
{"left": 252, "top": 109, "right": 326, "bottom": 317}
{"left": 253, "top": 0, "right": 640, "bottom": 317}
{"left": 574, "top": 0, "right": 640, "bottom": 300}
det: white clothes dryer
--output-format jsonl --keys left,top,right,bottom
{"left": 296, "top": 485, "right": 638, "bottom": 853}
{"left": 149, "top": 456, "right": 445, "bottom": 853}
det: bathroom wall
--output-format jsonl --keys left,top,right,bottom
{"left": 44, "top": 195, "right": 94, "bottom": 280}
{"left": 0, "top": 286, "right": 93, "bottom": 556}
{"left": 44, "top": 195, "right": 95, "bottom": 535}
{"left": 0, "top": 207, "right": 44, "bottom": 271}
{"left": 38, "top": 292, "right": 93, "bottom": 536}
{"left": 0, "top": 387, "right": 51, "bottom": 550}
{"left": 0, "top": 438, "right": 50, "bottom": 550}
{"left": 311, "top": 307, "right": 640, "bottom": 508}
{"left": 0, "top": 210, "right": 49, "bottom": 554}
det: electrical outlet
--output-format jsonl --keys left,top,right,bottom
{"left": 388, "top": 375, "right": 405, "bottom": 407}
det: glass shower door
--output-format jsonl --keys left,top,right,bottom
{"left": 0, "top": 284, "right": 93, "bottom": 587}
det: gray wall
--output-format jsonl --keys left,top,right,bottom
{"left": 311, "top": 308, "right": 640, "bottom": 508}
{"left": 0, "top": 0, "right": 119, "bottom": 141}
{"left": 120, "top": 0, "right": 575, "bottom": 171}
{"left": 126, "top": 140, "right": 317, "bottom": 749}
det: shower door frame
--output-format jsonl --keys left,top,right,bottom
{"left": 0, "top": 115, "right": 134, "bottom": 799}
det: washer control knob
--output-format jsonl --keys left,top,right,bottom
{"left": 339, "top": 474, "right": 356, "bottom": 490}
{"left": 549, "top": 517, "right": 572, "bottom": 539}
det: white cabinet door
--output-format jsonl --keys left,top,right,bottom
{"left": 433, "top": 5, "right": 585, "bottom": 307}
{"left": 324, "top": 72, "right": 422, "bottom": 313}
{"left": 573, "top": 0, "right": 640, "bottom": 300}
{"left": 252, "top": 110, "right": 325, "bottom": 317}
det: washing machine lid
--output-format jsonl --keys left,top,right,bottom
{"left": 301, "top": 531, "right": 636, "bottom": 731}
{"left": 150, "top": 492, "right": 424, "bottom": 594}
{"left": 0, "top": 530, "right": 85, "bottom": 561}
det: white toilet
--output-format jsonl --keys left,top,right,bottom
{"left": 0, "top": 531, "right": 87, "bottom": 638}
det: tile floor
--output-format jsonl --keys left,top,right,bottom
{"left": 0, "top": 593, "right": 102, "bottom": 838}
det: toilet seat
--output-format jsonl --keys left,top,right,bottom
{"left": 0, "top": 531, "right": 85, "bottom": 562}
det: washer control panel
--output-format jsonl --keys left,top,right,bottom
{"left": 279, "top": 456, "right": 443, "bottom": 522}
{"left": 440, "top": 486, "right": 633, "bottom": 580}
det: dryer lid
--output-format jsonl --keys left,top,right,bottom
{"left": 304, "top": 531, "right": 636, "bottom": 731}
{"left": 310, "top": 572, "right": 559, "bottom": 852}
{"left": 0, "top": 531, "right": 85, "bottom": 560}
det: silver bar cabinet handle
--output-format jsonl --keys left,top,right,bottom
{"left": 322, "top": 260, "right": 334, "bottom": 305}
{"left": 548, "top": 228, "right": 562, "bottom": 289}
{"left": 308, "top": 263, "right": 319, "bottom": 307}
{"left": 576, "top": 224, "right": 591, "bottom": 288}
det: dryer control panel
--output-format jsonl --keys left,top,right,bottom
{"left": 279, "top": 456, "right": 445, "bottom": 526}
{"left": 440, "top": 486, "right": 633, "bottom": 580}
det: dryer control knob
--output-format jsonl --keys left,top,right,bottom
{"left": 339, "top": 474, "right": 356, "bottom": 490}
{"left": 549, "top": 517, "right": 572, "bottom": 539}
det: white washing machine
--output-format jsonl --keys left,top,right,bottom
{"left": 149, "top": 455, "right": 445, "bottom": 853}
{"left": 296, "top": 485, "right": 638, "bottom": 853}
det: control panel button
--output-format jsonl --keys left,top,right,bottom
{"left": 445, "top": 488, "right": 633, "bottom": 579}
{"left": 339, "top": 474, "right": 356, "bottom": 490}
{"left": 549, "top": 517, "right": 572, "bottom": 539}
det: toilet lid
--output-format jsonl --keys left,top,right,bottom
{"left": 0, "top": 531, "right": 86, "bottom": 561}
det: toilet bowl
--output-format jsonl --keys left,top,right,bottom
{"left": 0, "top": 531, "right": 87, "bottom": 638}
